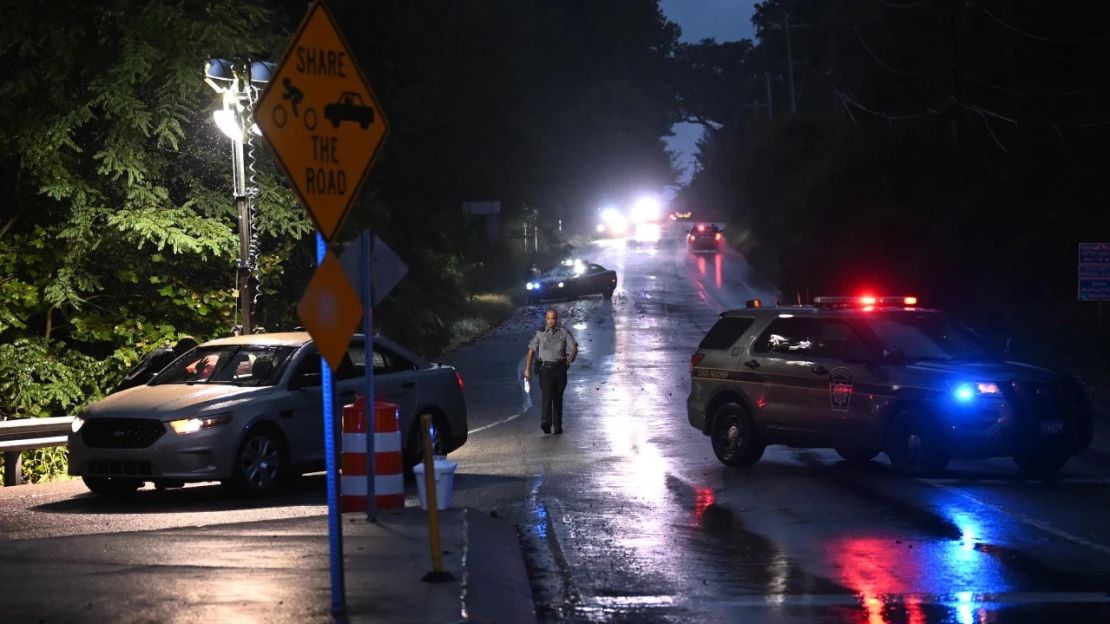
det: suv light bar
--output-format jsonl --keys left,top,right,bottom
{"left": 813, "top": 296, "right": 919, "bottom": 308}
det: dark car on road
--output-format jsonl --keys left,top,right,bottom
{"left": 526, "top": 261, "right": 617, "bottom": 304}
{"left": 687, "top": 296, "right": 1093, "bottom": 477}
{"left": 324, "top": 91, "right": 375, "bottom": 129}
{"left": 687, "top": 223, "right": 723, "bottom": 253}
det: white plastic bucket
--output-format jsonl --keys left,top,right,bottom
{"left": 413, "top": 459, "right": 458, "bottom": 510}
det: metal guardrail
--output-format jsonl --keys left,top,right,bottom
{"left": 0, "top": 416, "right": 74, "bottom": 487}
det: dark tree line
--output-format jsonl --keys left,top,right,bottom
{"left": 679, "top": 0, "right": 1110, "bottom": 374}
{"left": 0, "top": 0, "right": 682, "bottom": 420}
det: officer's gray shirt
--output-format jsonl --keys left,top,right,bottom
{"left": 529, "top": 326, "right": 577, "bottom": 362}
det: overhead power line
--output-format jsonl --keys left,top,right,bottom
{"left": 980, "top": 8, "right": 1110, "bottom": 44}
{"left": 852, "top": 26, "right": 917, "bottom": 74}
{"left": 954, "top": 65, "right": 1087, "bottom": 98}
{"left": 876, "top": 0, "right": 932, "bottom": 9}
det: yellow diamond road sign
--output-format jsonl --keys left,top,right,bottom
{"left": 255, "top": 0, "right": 389, "bottom": 241}
{"left": 297, "top": 251, "right": 364, "bottom": 372}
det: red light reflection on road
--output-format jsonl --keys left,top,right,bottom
{"left": 714, "top": 253, "right": 723, "bottom": 289}
{"left": 697, "top": 255, "right": 707, "bottom": 277}
{"left": 831, "top": 537, "right": 928, "bottom": 624}
{"left": 693, "top": 487, "right": 714, "bottom": 526}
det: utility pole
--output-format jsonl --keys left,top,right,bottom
{"left": 764, "top": 71, "right": 775, "bottom": 119}
{"left": 784, "top": 12, "right": 797, "bottom": 114}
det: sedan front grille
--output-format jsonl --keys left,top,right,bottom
{"left": 82, "top": 418, "right": 165, "bottom": 449}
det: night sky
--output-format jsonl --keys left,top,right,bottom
{"left": 659, "top": 0, "right": 757, "bottom": 191}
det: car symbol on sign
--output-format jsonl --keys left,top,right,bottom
{"left": 324, "top": 92, "right": 375, "bottom": 129}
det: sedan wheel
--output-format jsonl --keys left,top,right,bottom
{"left": 232, "top": 429, "right": 286, "bottom": 495}
{"left": 710, "top": 402, "right": 765, "bottom": 467}
{"left": 406, "top": 413, "right": 449, "bottom": 473}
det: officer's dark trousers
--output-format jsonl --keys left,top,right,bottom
{"left": 538, "top": 362, "right": 568, "bottom": 430}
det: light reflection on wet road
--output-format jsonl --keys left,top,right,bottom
{"left": 448, "top": 227, "right": 1110, "bottom": 623}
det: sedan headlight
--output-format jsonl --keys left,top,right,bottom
{"left": 525, "top": 282, "right": 535, "bottom": 290}
{"left": 71, "top": 416, "right": 85, "bottom": 434}
{"left": 951, "top": 381, "right": 1002, "bottom": 403}
{"left": 169, "top": 413, "right": 233, "bottom": 435}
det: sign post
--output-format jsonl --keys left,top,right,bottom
{"left": 1079, "top": 243, "right": 1110, "bottom": 303}
{"left": 254, "top": 0, "right": 390, "bottom": 614}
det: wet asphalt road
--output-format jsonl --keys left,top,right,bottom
{"left": 3, "top": 226, "right": 1110, "bottom": 623}
{"left": 446, "top": 228, "right": 1110, "bottom": 623}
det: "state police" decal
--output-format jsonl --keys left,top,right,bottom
{"left": 829, "top": 367, "right": 854, "bottom": 412}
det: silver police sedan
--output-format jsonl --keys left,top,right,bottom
{"left": 68, "top": 332, "right": 467, "bottom": 496}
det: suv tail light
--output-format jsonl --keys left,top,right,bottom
{"left": 455, "top": 371, "right": 465, "bottom": 392}
{"left": 690, "top": 353, "right": 705, "bottom": 373}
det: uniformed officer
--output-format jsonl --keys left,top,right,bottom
{"left": 524, "top": 308, "right": 578, "bottom": 434}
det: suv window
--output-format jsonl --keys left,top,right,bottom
{"left": 812, "top": 319, "right": 870, "bottom": 359}
{"left": 699, "top": 317, "right": 755, "bottom": 350}
{"left": 753, "top": 318, "right": 815, "bottom": 355}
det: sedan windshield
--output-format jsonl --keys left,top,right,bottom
{"left": 860, "top": 312, "right": 996, "bottom": 361}
{"left": 151, "top": 346, "right": 297, "bottom": 386}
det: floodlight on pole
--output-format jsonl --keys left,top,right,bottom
{"left": 203, "top": 57, "right": 272, "bottom": 335}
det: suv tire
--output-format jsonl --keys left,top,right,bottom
{"left": 83, "top": 476, "right": 142, "bottom": 497}
{"left": 230, "top": 428, "right": 288, "bottom": 496}
{"left": 1013, "top": 452, "right": 1070, "bottom": 479}
{"left": 710, "top": 402, "right": 765, "bottom": 467}
{"left": 886, "top": 410, "right": 949, "bottom": 477}
{"left": 836, "top": 448, "right": 880, "bottom": 464}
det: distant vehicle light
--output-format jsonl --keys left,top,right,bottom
{"left": 630, "top": 195, "right": 663, "bottom": 223}
{"left": 715, "top": 232, "right": 722, "bottom": 241}
{"left": 859, "top": 296, "right": 877, "bottom": 306}
{"left": 526, "top": 282, "right": 535, "bottom": 290}
{"left": 954, "top": 384, "right": 975, "bottom": 402}
{"left": 746, "top": 299, "right": 761, "bottom": 308}
{"left": 904, "top": 296, "right": 918, "bottom": 306}
{"left": 697, "top": 224, "right": 706, "bottom": 232}
{"left": 558, "top": 282, "right": 565, "bottom": 288}
{"left": 596, "top": 224, "right": 606, "bottom": 233}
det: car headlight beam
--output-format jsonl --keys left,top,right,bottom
{"left": 169, "top": 413, "right": 232, "bottom": 435}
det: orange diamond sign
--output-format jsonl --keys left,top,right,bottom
{"left": 255, "top": 0, "right": 389, "bottom": 241}
{"left": 297, "top": 251, "right": 364, "bottom": 372}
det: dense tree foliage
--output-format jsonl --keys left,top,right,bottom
{"left": 680, "top": 0, "right": 1110, "bottom": 374}
{"left": 0, "top": 0, "right": 307, "bottom": 420}
{"left": 0, "top": 0, "right": 682, "bottom": 426}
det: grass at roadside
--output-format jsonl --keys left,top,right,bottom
{"left": 442, "top": 292, "right": 517, "bottom": 354}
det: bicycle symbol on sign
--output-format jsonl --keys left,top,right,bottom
{"left": 271, "top": 78, "right": 317, "bottom": 131}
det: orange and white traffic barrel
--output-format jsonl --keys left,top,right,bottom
{"left": 372, "top": 399, "right": 404, "bottom": 509}
{"left": 341, "top": 396, "right": 370, "bottom": 513}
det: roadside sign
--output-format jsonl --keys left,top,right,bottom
{"left": 340, "top": 234, "right": 409, "bottom": 306}
{"left": 1079, "top": 243, "right": 1110, "bottom": 301}
{"left": 297, "top": 250, "right": 364, "bottom": 371}
{"left": 255, "top": 0, "right": 389, "bottom": 241}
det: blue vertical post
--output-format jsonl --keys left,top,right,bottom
{"left": 361, "top": 230, "right": 377, "bottom": 521}
{"left": 317, "top": 231, "right": 346, "bottom": 614}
